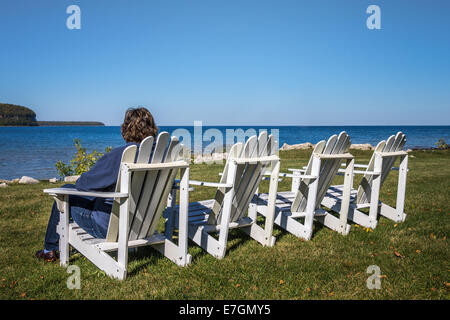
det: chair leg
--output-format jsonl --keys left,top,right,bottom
{"left": 262, "top": 161, "right": 280, "bottom": 245}
{"left": 117, "top": 167, "right": 131, "bottom": 279}
{"left": 178, "top": 167, "right": 191, "bottom": 263}
{"left": 59, "top": 195, "right": 70, "bottom": 267}
{"left": 302, "top": 156, "right": 320, "bottom": 237}
{"left": 368, "top": 154, "right": 382, "bottom": 225}
{"left": 337, "top": 158, "right": 354, "bottom": 234}
{"left": 393, "top": 154, "right": 408, "bottom": 222}
{"left": 244, "top": 161, "right": 279, "bottom": 246}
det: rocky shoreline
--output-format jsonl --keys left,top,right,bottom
{"left": 0, "top": 175, "right": 80, "bottom": 187}
{"left": 280, "top": 142, "right": 404, "bottom": 151}
{"left": 280, "top": 142, "right": 448, "bottom": 152}
{"left": 189, "top": 142, "right": 438, "bottom": 164}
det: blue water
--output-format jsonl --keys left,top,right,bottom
{"left": 0, "top": 125, "right": 449, "bottom": 180}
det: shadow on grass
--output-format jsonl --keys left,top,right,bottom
{"left": 126, "top": 247, "right": 167, "bottom": 277}
{"left": 188, "top": 229, "right": 251, "bottom": 263}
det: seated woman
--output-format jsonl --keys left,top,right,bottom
{"left": 35, "top": 107, "right": 158, "bottom": 262}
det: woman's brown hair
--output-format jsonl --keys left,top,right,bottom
{"left": 121, "top": 107, "right": 159, "bottom": 143}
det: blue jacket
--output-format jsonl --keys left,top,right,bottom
{"left": 72, "top": 141, "right": 155, "bottom": 237}
{"left": 75, "top": 142, "right": 139, "bottom": 192}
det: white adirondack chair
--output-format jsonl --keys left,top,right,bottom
{"left": 169, "top": 132, "right": 280, "bottom": 259}
{"left": 43, "top": 132, "right": 192, "bottom": 280}
{"left": 256, "top": 132, "right": 354, "bottom": 240}
{"left": 321, "top": 132, "right": 408, "bottom": 228}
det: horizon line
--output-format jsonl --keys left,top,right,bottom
{"left": 109, "top": 124, "right": 450, "bottom": 127}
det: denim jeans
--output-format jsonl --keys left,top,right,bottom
{"left": 43, "top": 184, "right": 112, "bottom": 251}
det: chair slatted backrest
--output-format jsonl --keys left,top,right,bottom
{"left": 291, "top": 131, "right": 351, "bottom": 213}
{"left": 356, "top": 132, "right": 406, "bottom": 204}
{"left": 106, "top": 132, "right": 184, "bottom": 242}
{"left": 211, "top": 132, "right": 277, "bottom": 225}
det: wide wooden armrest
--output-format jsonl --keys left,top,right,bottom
{"left": 124, "top": 160, "right": 189, "bottom": 172}
{"left": 378, "top": 151, "right": 408, "bottom": 158}
{"left": 274, "top": 172, "right": 318, "bottom": 180}
{"left": 43, "top": 187, "right": 128, "bottom": 198}
{"left": 288, "top": 167, "right": 307, "bottom": 173}
{"left": 188, "top": 180, "right": 233, "bottom": 188}
{"left": 265, "top": 170, "right": 318, "bottom": 179}
{"left": 341, "top": 163, "right": 368, "bottom": 168}
{"left": 337, "top": 169, "right": 380, "bottom": 176}
{"left": 314, "top": 153, "right": 354, "bottom": 160}
{"left": 355, "top": 170, "right": 381, "bottom": 175}
{"left": 233, "top": 155, "right": 279, "bottom": 164}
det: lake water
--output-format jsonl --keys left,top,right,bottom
{"left": 0, "top": 125, "right": 448, "bottom": 180}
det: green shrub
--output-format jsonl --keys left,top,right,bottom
{"left": 55, "top": 139, "right": 112, "bottom": 178}
{"left": 435, "top": 138, "right": 448, "bottom": 149}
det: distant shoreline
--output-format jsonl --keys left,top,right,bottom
{"left": 0, "top": 103, "right": 105, "bottom": 126}
{"left": 36, "top": 121, "right": 105, "bottom": 126}
{"left": 0, "top": 121, "right": 105, "bottom": 127}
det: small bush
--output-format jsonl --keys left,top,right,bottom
{"left": 55, "top": 139, "right": 111, "bottom": 178}
{"left": 435, "top": 138, "right": 448, "bottom": 149}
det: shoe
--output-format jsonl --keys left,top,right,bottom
{"left": 35, "top": 250, "right": 59, "bottom": 262}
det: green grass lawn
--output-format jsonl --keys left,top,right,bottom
{"left": 0, "top": 149, "right": 449, "bottom": 300}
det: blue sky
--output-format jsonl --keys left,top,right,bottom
{"left": 0, "top": 0, "right": 449, "bottom": 126}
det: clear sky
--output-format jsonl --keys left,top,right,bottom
{"left": 0, "top": 0, "right": 449, "bottom": 126}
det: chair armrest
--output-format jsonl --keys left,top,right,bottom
{"left": 315, "top": 153, "right": 354, "bottom": 160}
{"left": 277, "top": 172, "right": 318, "bottom": 179}
{"left": 188, "top": 180, "right": 233, "bottom": 188}
{"left": 125, "top": 160, "right": 189, "bottom": 172}
{"left": 337, "top": 169, "right": 380, "bottom": 176}
{"left": 378, "top": 151, "right": 408, "bottom": 158}
{"left": 43, "top": 187, "right": 128, "bottom": 198}
{"left": 288, "top": 167, "right": 307, "bottom": 173}
{"left": 233, "top": 155, "right": 279, "bottom": 164}
{"left": 341, "top": 163, "right": 368, "bottom": 169}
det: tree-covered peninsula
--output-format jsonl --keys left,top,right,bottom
{"left": 0, "top": 103, "right": 38, "bottom": 126}
{"left": 0, "top": 103, "right": 104, "bottom": 126}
